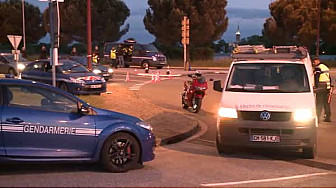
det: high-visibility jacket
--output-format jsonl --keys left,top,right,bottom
{"left": 110, "top": 49, "right": 117, "bottom": 59}
{"left": 316, "top": 63, "right": 331, "bottom": 89}
{"left": 93, "top": 54, "right": 98, "bottom": 63}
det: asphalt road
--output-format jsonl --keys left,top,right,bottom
{"left": 0, "top": 72, "right": 335, "bottom": 187}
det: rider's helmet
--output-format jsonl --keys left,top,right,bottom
{"left": 195, "top": 70, "right": 202, "bottom": 76}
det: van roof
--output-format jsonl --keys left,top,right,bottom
{"left": 233, "top": 59, "right": 306, "bottom": 65}
{"left": 231, "top": 45, "right": 308, "bottom": 61}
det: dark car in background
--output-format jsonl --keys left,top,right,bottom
{"left": 66, "top": 56, "right": 113, "bottom": 81}
{"left": 21, "top": 59, "right": 106, "bottom": 95}
{"left": 104, "top": 42, "right": 167, "bottom": 69}
{"left": 0, "top": 53, "right": 30, "bottom": 75}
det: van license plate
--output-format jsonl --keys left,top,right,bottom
{"left": 250, "top": 135, "right": 280, "bottom": 143}
{"left": 90, "top": 84, "right": 102, "bottom": 88}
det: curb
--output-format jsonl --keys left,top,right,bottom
{"left": 158, "top": 123, "right": 200, "bottom": 146}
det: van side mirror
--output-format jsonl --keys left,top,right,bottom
{"left": 213, "top": 80, "right": 223, "bottom": 92}
{"left": 209, "top": 78, "right": 214, "bottom": 81}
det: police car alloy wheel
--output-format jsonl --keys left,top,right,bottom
{"left": 101, "top": 132, "right": 140, "bottom": 173}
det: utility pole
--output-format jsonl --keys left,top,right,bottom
{"left": 87, "top": 0, "right": 92, "bottom": 70}
{"left": 181, "top": 16, "right": 190, "bottom": 71}
{"left": 316, "top": 0, "right": 321, "bottom": 57}
{"left": 22, "top": 0, "right": 26, "bottom": 50}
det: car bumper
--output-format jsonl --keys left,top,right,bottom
{"left": 217, "top": 118, "right": 317, "bottom": 149}
{"left": 140, "top": 131, "right": 156, "bottom": 162}
{"left": 67, "top": 82, "right": 107, "bottom": 95}
{"left": 99, "top": 73, "right": 113, "bottom": 80}
{"left": 149, "top": 60, "right": 167, "bottom": 67}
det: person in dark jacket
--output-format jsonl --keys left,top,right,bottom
{"left": 40, "top": 46, "right": 47, "bottom": 59}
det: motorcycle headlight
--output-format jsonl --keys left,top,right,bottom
{"left": 152, "top": 56, "right": 157, "bottom": 61}
{"left": 108, "top": 68, "right": 114, "bottom": 73}
{"left": 93, "top": 69, "right": 102, "bottom": 74}
{"left": 218, "top": 108, "right": 238, "bottom": 119}
{"left": 18, "top": 63, "right": 25, "bottom": 70}
{"left": 136, "top": 121, "right": 153, "bottom": 131}
{"left": 293, "top": 109, "right": 314, "bottom": 123}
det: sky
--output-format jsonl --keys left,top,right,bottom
{"left": 28, "top": 0, "right": 272, "bottom": 44}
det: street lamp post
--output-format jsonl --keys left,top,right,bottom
{"left": 316, "top": 0, "right": 321, "bottom": 57}
{"left": 87, "top": 0, "right": 92, "bottom": 70}
{"left": 22, "top": 0, "right": 26, "bottom": 50}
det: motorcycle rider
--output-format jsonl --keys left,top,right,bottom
{"left": 188, "top": 70, "right": 206, "bottom": 83}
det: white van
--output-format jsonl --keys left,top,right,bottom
{"left": 213, "top": 46, "right": 317, "bottom": 158}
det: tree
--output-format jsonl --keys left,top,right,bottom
{"left": 144, "top": 0, "right": 228, "bottom": 48}
{"left": 43, "top": 0, "right": 130, "bottom": 45}
{"left": 263, "top": 0, "right": 336, "bottom": 49}
{"left": 0, "top": 0, "right": 45, "bottom": 44}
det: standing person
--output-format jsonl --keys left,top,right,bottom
{"left": 40, "top": 45, "right": 47, "bottom": 59}
{"left": 93, "top": 45, "right": 100, "bottom": 64}
{"left": 70, "top": 47, "right": 77, "bottom": 56}
{"left": 314, "top": 57, "right": 333, "bottom": 122}
{"left": 117, "top": 44, "right": 125, "bottom": 68}
{"left": 110, "top": 46, "right": 117, "bottom": 69}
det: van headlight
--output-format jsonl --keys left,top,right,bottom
{"left": 218, "top": 108, "right": 238, "bottom": 119}
{"left": 18, "top": 63, "right": 25, "bottom": 70}
{"left": 293, "top": 109, "right": 314, "bottom": 122}
{"left": 136, "top": 121, "right": 153, "bottom": 131}
{"left": 152, "top": 56, "right": 157, "bottom": 61}
{"left": 108, "top": 68, "right": 113, "bottom": 73}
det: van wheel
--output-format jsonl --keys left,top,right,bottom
{"left": 101, "top": 133, "right": 140, "bottom": 172}
{"left": 302, "top": 145, "right": 316, "bottom": 159}
{"left": 216, "top": 135, "right": 234, "bottom": 154}
{"left": 141, "top": 61, "right": 149, "bottom": 69}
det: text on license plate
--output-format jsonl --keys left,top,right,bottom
{"left": 250, "top": 135, "right": 280, "bottom": 143}
{"left": 89, "top": 84, "right": 102, "bottom": 88}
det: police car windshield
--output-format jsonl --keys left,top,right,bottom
{"left": 58, "top": 61, "right": 90, "bottom": 73}
{"left": 226, "top": 63, "right": 310, "bottom": 93}
{"left": 142, "top": 44, "right": 159, "bottom": 52}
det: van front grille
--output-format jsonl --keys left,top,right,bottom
{"left": 240, "top": 111, "right": 291, "bottom": 121}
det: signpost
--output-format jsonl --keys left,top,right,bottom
{"left": 39, "top": 0, "right": 63, "bottom": 87}
{"left": 7, "top": 35, "right": 22, "bottom": 78}
{"left": 181, "top": 16, "right": 190, "bottom": 71}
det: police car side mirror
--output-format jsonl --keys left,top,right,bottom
{"left": 80, "top": 105, "right": 90, "bottom": 115}
{"left": 213, "top": 80, "right": 223, "bottom": 92}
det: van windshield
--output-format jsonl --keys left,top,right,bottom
{"left": 226, "top": 63, "right": 310, "bottom": 93}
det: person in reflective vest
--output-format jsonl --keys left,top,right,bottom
{"left": 314, "top": 57, "right": 332, "bottom": 122}
{"left": 110, "top": 47, "right": 117, "bottom": 68}
{"left": 93, "top": 45, "right": 100, "bottom": 64}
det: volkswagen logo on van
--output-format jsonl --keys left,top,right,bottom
{"left": 260, "top": 111, "right": 271, "bottom": 121}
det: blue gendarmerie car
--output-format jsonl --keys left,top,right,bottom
{"left": 0, "top": 79, "right": 155, "bottom": 172}
{"left": 21, "top": 59, "right": 106, "bottom": 95}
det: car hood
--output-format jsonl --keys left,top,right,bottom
{"left": 92, "top": 107, "right": 141, "bottom": 124}
{"left": 65, "top": 72, "right": 103, "bottom": 79}
{"left": 94, "top": 65, "right": 108, "bottom": 72}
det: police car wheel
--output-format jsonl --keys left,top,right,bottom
{"left": 101, "top": 132, "right": 140, "bottom": 173}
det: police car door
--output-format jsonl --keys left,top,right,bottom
{"left": 1, "top": 84, "right": 97, "bottom": 158}
{"left": 0, "top": 86, "right": 6, "bottom": 156}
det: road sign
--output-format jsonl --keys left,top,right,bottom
{"left": 7, "top": 35, "right": 22, "bottom": 50}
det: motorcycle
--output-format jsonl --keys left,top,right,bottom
{"left": 182, "top": 74, "right": 208, "bottom": 113}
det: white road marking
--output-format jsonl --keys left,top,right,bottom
{"left": 201, "top": 172, "right": 335, "bottom": 187}
{"left": 198, "top": 139, "right": 216, "bottom": 144}
{"left": 137, "top": 73, "right": 182, "bottom": 77}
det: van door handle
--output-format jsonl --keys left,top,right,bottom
{"left": 6, "top": 117, "right": 24, "bottom": 124}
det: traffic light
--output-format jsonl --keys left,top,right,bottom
{"left": 181, "top": 16, "right": 189, "bottom": 45}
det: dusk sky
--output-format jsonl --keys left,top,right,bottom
{"left": 28, "top": 0, "right": 272, "bottom": 43}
